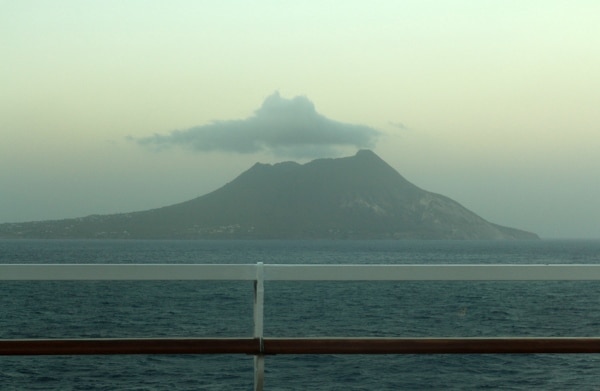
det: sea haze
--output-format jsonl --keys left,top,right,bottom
{"left": 1, "top": 239, "right": 600, "bottom": 390}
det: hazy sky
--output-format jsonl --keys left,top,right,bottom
{"left": 2, "top": 1, "right": 599, "bottom": 239}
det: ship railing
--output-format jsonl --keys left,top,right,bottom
{"left": 3, "top": 263, "right": 600, "bottom": 391}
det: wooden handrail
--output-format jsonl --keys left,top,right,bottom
{"left": 3, "top": 337, "right": 600, "bottom": 356}
{"left": 0, "top": 338, "right": 260, "bottom": 355}
{"left": 264, "top": 338, "right": 600, "bottom": 354}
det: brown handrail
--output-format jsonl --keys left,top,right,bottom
{"left": 264, "top": 338, "right": 600, "bottom": 354}
{"left": 3, "top": 337, "right": 600, "bottom": 356}
{"left": 0, "top": 338, "right": 259, "bottom": 355}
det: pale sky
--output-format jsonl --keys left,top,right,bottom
{"left": 2, "top": 1, "right": 599, "bottom": 239}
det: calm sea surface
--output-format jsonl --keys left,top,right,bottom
{"left": 1, "top": 239, "right": 600, "bottom": 390}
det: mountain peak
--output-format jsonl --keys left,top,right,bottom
{"left": 355, "top": 149, "right": 377, "bottom": 158}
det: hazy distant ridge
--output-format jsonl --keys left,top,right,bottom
{"left": 0, "top": 150, "right": 539, "bottom": 240}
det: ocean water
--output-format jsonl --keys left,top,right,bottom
{"left": 1, "top": 239, "right": 600, "bottom": 390}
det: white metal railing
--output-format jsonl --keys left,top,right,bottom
{"left": 3, "top": 263, "right": 600, "bottom": 390}
{"left": 5, "top": 263, "right": 600, "bottom": 281}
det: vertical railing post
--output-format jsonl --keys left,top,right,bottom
{"left": 253, "top": 262, "right": 265, "bottom": 391}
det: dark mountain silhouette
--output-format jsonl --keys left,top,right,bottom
{"left": 0, "top": 150, "right": 538, "bottom": 240}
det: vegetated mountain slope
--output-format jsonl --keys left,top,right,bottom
{"left": 0, "top": 150, "right": 539, "bottom": 240}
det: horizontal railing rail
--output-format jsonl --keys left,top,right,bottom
{"left": 4, "top": 263, "right": 600, "bottom": 281}
{"left": 4, "top": 337, "right": 600, "bottom": 355}
{"left": 3, "top": 263, "right": 600, "bottom": 390}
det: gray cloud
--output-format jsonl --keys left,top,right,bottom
{"left": 388, "top": 121, "right": 409, "bottom": 130}
{"left": 134, "top": 92, "right": 380, "bottom": 158}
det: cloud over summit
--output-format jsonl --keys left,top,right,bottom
{"left": 135, "top": 92, "right": 380, "bottom": 158}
